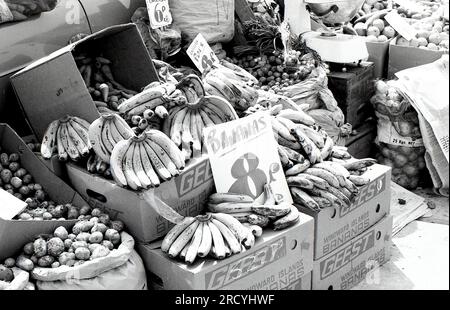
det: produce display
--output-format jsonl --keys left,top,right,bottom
{"left": 207, "top": 185, "right": 300, "bottom": 230}
{"left": 2, "top": 215, "right": 124, "bottom": 273}
{"left": 40, "top": 115, "right": 92, "bottom": 162}
{"left": 161, "top": 212, "right": 258, "bottom": 264}
{"left": 353, "top": 9, "right": 398, "bottom": 42}
{"left": 396, "top": 19, "right": 449, "bottom": 51}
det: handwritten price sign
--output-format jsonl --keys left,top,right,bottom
{"left": 187, "top": 34, "right": 220, "bottom": 73}
{"left": 146, "top": 0, "right": 173, "bottom": 29}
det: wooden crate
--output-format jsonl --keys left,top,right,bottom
{"left": 327, "top": 62, "right": 375, "bottom": 128}
{"left": 346, "top": 119, "right": 377, "bottom": 159}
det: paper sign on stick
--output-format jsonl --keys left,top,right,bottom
{"left": 0, "top": 189, "right": 27, "bottom": 220}
{"left": 203, "top": 112, "right": 293, "bottom": 204}
{"left": 146, "top": 0, "right": 173, "bottom": 29}
{"left": 187, "top": 33, "right": 220, "bottom": 73}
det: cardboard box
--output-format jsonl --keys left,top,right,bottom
{"left": 366, "top": 39, "right": 392, "bottom": 79}
{"left": 297, "top": 164, "right": 391, "bottom": 260}
{"left": 312, "top": 215, "right": 393, "bottom": 290}
{"left": 137, "top": 213, "right": 315, "bottom": 290}
{"left": 346, "top": 120, "right": 377, "bottom": 159}
{"left": 387, "top": 37, "right": 446, "bottom": 79}
{"left": 65, "top": 156, "right": 215, "bottom": 243}
{"left": 0, "top": 124, "right": 88, "bottom": 260}
{"left": 11, "top": 23, "right": 158, "bottom": 141}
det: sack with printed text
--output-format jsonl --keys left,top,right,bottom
{"left": 0, "top": 0, "right": 57, "bottom": 24}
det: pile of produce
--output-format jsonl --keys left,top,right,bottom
{"left": 161, "top": 212, "right": 259, "bottom": 264}
{"left": 2, "top": 215, "right": 124, "bottom": 273}
{"left": 74, "top": 53, "right": 137, "bottom": 114}
{"left": 353, "top": 9, "right": 397, "bottom": 42}
{"left": 396, "top": 19, "right": 449, "bottom": 51}
{"left": 207, "top": 185, "right": 300, "bottom": 230}
{"left": 40, "top": 115, "right": 91, "bottom": 162}
{"left": 371, "top": 80, "right": 427, "bottom": 190}
{"left": 110, "top": 130, "right": 184, "bottom": 190}
{"left": 395, "top": 0, "right": 445, "bottom": 19}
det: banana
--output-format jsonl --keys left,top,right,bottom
{"left": 41, "top": 120, "right": 60, "bottom": 159}
{"left": 204, "top": 76, "right": 234, "bottom": 101}
{"left": 204, "top": 83, "right": 226, "bottom": 98}
{"left": 56, "top": 125, "right": 68, "bottom": 162}
{"left": 168, "top": 220, "right": 200, "bottom": 258}
{"left": 190, "top": 110, "right": 202, "bottom": 158}
{"left": 292, "top": 127, "right": 322, "bottom": 164}
{"left": 286, "top": 175, "right": 314, "bottom": 190}
{"left": 132, "top": 141, "right": 153, "bottom": 189}
{"left": 314, "top": 161, "right": 351, "bottom": 179}
{"left": 203, "top": 96, "right": 238, "bottom": 121}
{"left": 210, "top": 213, "right": 248, "bottom": 244}
{"left": 89, "top": 117, "right": 111, "bottom": 162}
{"left": 297, "top": 124, "right": 325, "bottom": 148}
{"left": 342, "top": 159, "right": 377, "bottom": 171}
{"left": 207, "top": 203, "right": 253, "bottom": 214}
{"left": 161, "top": 217, "right": 197, "bottom": 253}
{"left": 332, "top": 148, "right": 352, "bottom": 160}
{"left": 229, "top": 212, "right": 252, "bottom": 222}
{"left": 109, "top": 139, "right": 130, "bottom": 187}
{"left": 305, "top": 168, "right": 340, "bottom": 188}
{"left": 273, "top": 206, "right": 300, "bottom": 230}
{"left": 66, "top": 121, "right": 89, "bottom": 157}
{"left": 71, "top": 116, "right": 91, "bottom": 132}
{"left": 247, "top": 213, "right": 269, "bottom": 227}
{"left": 201, "top": 105, "right": 226, "bottom": 124}
{"left": 123, "top": 141, "right": 143, "bottom": 190}
{"left": 60, "top": 123, "right": 80, "bottom": 161}
{"left": 211, "top": 219, "right": 241, "bottom": 254}
{"left": 308, "top": 188, "right": 345, "bottom": 208}
{"left": 242, "top": 223, "right": 263, "bottom": 237}
{"left": 271, "top": 117, "right": 297, "bottom": 143}
{"left": 199, "top": 109, "right": 216, "bottom": 127}
{"left": 277, "top": 136, "right": 302, "bottom": 151}
{"left": 285, "top": 160, "right": 311, "bottom": 177}
{"left": 339, "top": 186, "right": 354, "bottom": 202}
{"left": 208, "top": 221, "right": 226, "bottom": 259}
{"left": 251, "top": 204, "right": 291, "bottom": 217}
{"left": 263, "top": 184, "right": 276, "bottom": 205}
{"left": 209, "top": 193, "right": 254, "bottom": 204}
{"left": 219, "top": 61, "right": 258, "bottom": 84}
{"left": 242, "top": 229, "right": 255, "bottom": 249}
{"left": 197, "top": 222, "right": 213, "bottom": 258}
{"left": 112, "top": 115, "right": 135, "bottom": 140}
{"left": 224, "top": 242, "right": 231, "bottom": 257}
{"left": 185, "top": 222, "right": 204, "bottom": 264}
{"left": 327, "top": 186, "right": 351, "bottom": 207}
{"left": 69, "top": 119, "right": 91, "bottom": 149}
{"left": 275, "top": 116, "right": 297, "bottom": 133}
{"left": 118, "top": 87, "right": 166, "bottom": 113}
{"left": 179, "top": 241, "right": 191, "bottom": 261}
{"left": 321, "top": 136, "right": 334, "bottom": 160}
{"left": 278, "top": 146, "right": 293, "bottom": 169}
{"left": 142, "top": 139, "right": 172, "bottom": 181}
{"left": 182, "top": 86, "right": 199, "bottom": 104}
{"left": 181, "top": 111, "right": 193, "bottom": 160}
{"left": 146, "top": 139, "right": 179, "bottom": 177}
{"left": 138, "top": 142, "right": 160, "bottom": 187}
{"left": 155, "top": 105, "right": 169, "bottom": 119}
{"left": 145, "top": 129, "right": 185, "bottom": 170}
{"left": 312, "top": 163, "right": 347, "bottom": 187}
{"left": 277, "top": 109, "right": 315, "bottom": 126}
{"left": 108, "top": 118, "right": 126, "bottom": 144}
{"left": 87, "top": 154, "right": 97, "bottom": 173}
{"left": 348, "top": 175, "right": 370, "bottom": 187}
{"left": 101, "top": 117, "right": 116, "bottom": 154}
{"left": 290, "top": 187, "right": 320, "bottom": 212}
{"left": 280, "top": 146, "right": 305, "bottom": 164}
{"left": 311, "top": 196, "right": 332, "bottom": 209}
{"left": 298, "top": 173, "right": 330, "bottom": 190}
{"left": 163, "top": 105, "right": 184, "bottom": 136}
{"left": 127, "top": 97, "right": 166, "bottom": 116}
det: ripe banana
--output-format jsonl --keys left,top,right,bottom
{"left": 209, "top": 193, "right": 254, "bottom": 204}
{"left": 211, "top": 219, "right": 241, "bottom": 254}
{"left": 138, "top": 142, "right": 160, "bottom": 187}
{"left": 277, "top": 109, "right": 315, "bottom": 126}
{"left": 285, "top": 160, "right": 311, "bottom": 177}
{"left": 161, "top": 217, "right": 197, "bottom": 253}
{"left": 207, "top": 203, "right": 253, "bottom": 214}
{"left": 208, "top": 221, "right": 226, "bottom": 259}
{"left": 210, "top": 213, "right": 249, "bottom": 244}
{"left": 299, "top": 173, "right": 330, "bottom": 190}
{"left": 66, "top": 120, "right": 89, "bottom": 157}
{"left": 110, "top": 140, "right": 130, "bottom": 187}
{"left": 348, "top": 175, "right": 370, "bottom": 187}
{"left": 292, "top": 127, "right": 322, "bottom": 164}
{"left": 308, "top": 187, "right": 345, "bottom": 208}
{"left": 185, "top": 222, "right": 204, "bottom": 264}
{"left": 278, "top": 146, "right": 293, "bottom": 169}
{"left": 229, "top": 212, "right": 252, "bottom": 222}
{"left": 304, "top": 168, "right": 340, "bottom": 188}
{"left": 286, "top": 175, "right": 315, "bottom": 190}
{"left": 146, "top": 139, "right": 179, "bottom": 177}
{"left": 142, "top": 139, "right": 172, "bottom": 181}
{"left": 168, "top": 220, "right": 200, "bottom": 258}
{"left": 146, "top": 129, "right": 185, "bottom": 171}
{"left": 242, "top": 223, "right": 263, "bottom": 237}
{"left": 247, "top": 213, "right": 270, "bottom": 227}
{"left": 89, "top": 117, "right": 112, "bottom": 162}
{"left": 297, "top": 124, "right": 325, "bottom": 149}
{"left": 290, "top": 187, "right": 320, "bottom": 212}
{"left": 123, "top": 141, "right": 142, "bottom": 191}
{"left": 41, "top": 120, "right": 60, "bottom": 159}
{"left": 251, "top": 204, "right": 291, "bottom": 218}
{"left": 132, "top": 141, "right": 153, "bottom": 189}
{"left": 197, "top": 222, "right": 213, "bottom": 258}
{"left": 311, "top": 196, "right": 332, "bottom": 209}
{"left": 342, "top": 159, "right": 377, "bottom": 171}
{"left": 273, "top": 206, "right": 300, "bottom": 230}
{"left": 280, "top": 145, "right": 305, "bottom": 164}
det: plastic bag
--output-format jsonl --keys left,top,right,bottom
{"left": 0, "top": 268, "right": 29, "bottom": 290}
{"left": 168, "top": 0, "right": 235, "bottom": 44}
{"left": 0, "top": 0, "right": 57, "bottom": 24}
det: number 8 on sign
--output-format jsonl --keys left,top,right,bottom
{"left": 146, "top": 0, "right": 173, "bottom": 29}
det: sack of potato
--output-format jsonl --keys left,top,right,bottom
{"left": 371, "top": 80, "right": 428, "bottom": 190}
{"left": 0, "top": 0, "right": 57, "bottom": 24}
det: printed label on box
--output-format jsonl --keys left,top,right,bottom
{"left": 203, "top": 112, "right": 292, "bottom": 204}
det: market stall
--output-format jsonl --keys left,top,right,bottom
{"left": 0, "top": 0, "right": 448, "bottom": 291}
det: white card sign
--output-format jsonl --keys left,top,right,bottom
{"left": 146, "top": 0, "right": 173, "bottom": 29}
{"left": 203, "top": 112, "right": 293, "bottom": 204}
{"left": 0, "top": 189, "right": 27, "bottom": 220}
{"left": 385, "top": 11, "right": 417, "bottom": 41}
{"left": 187, "top": 33, "right": 220, "bottom": 73}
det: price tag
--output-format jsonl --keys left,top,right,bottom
{"left": 187, "top": 34, "right": 220, "bottom": 73}
{"left": 385, "top": 11, "right": 417, "bottom": 41}
{"left": 146, "top": 0, "right": 173, "bottom": 29}
{"left": 0, "top": 189, "right": 27, "bottom": 220}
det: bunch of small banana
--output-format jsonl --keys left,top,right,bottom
{"left": 162, "top": 96, "right": 238, "bottom": 162}
{"left": 41, "top": 116, "right": 92, "bottom": 162}
{"left": 118, "top": 82, "right": 186, "bottom": 117}
{"left": 110, "top": 130, "right": 185, "bottom": 190}
{"left": 86, "top": 153, "right": 112, "bottom": 179}
{"left": 203, "top": 64, "right": 259, "bottom": 112}
{"left": 89, "top": 114, "right": 135, "bottom": 162}
{"left": 207, "top": 184, "right": 300, "bottom": 231}
{"left": 161, "top": 213, "right": 257, "bottom": 264}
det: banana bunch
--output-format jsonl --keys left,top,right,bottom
{"left": 161, "top": 213, "right": 257, "bottom": 264}
{"left": 207, "top": 184, "right": 300, "bottom": 231}
{"left": 110, "top": 130, "right": 185, "bottom": 190}
{"left": 86, "top": 154, "right": 112, "bottom": 179}
{"left": 127, "top": 106, "right": 169, "bottom": 136}
{"left": 162, "top": 96, "right": 238, "bottom": 162}
{"left": 41, "top": 116, "right": 92, "bottom": 162}
{"left": 118, "top": 82, "right": 186, "bottom": 117}
{"left": 176, "top": 75, "right": 205, "bottom": 105}
{"left": 203, "top": 64, "right": 259, "bottom": 112}
{"left": 88, "top": 113, "right": 135, "bottom": 163}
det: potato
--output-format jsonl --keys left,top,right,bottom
{"left": 0, "top": 153, "right": 9, "bottom": 166}
{"left": 91, "top": 223, "right": 108, "bottom": 234}
{"left": 75, "top": 247, "right": 91, "bottom": 260}
{"left": 98, "top": 214, "right": 110, "bottom": 225}
{"left": 111, "top": 221, "right": 124, "bottom": 233}
{"left": 0, "top": 169, "right": 12, "bottom": 183}
{"left": 42, "top": 212, "right": 53, "bottom": 220}
{"left": 71, "top": 241, "right": 88, "bottom": 250}
{"left": 51, "top": 262, "right": 60, "bottom": 269}
{"left": 403, "top": 165, "right": 419, "bottom": 177}
{"left": 72, "top": 222, "right": 84, "bottom": 235}
{"left": 101, "top": 240, "right": 114, "bottom": 251}
{"left": 68, "top": 234, "right": 77, "bottom": 241}
{"left": 91, "top": 246, "right": 110, "bottom": 260}
{"left": 33, "top": 239, "right": 47, "bottom": 258}
{"left": 38, "top": 255, "right": 55, "bottom": 268}
{"left": 67, "top": 207, "right": 79, "bottom": 220}
{"left": 15, "top": 255, "right": 34, "bottom": 272}
{"left": 54, "top": 226, "right": 69, "bottom": 240}
{"left": 9, "top": 153, "right": 19, "bottom": 162}
{"left": 105, "top": 229, "right": 121, "bottom": 245}
{"left": 79, "top": 205, "right": 92, "bottom": 216}
{"left": 23, "top": 242, "right": 35, "bottom": 256}
{"left": 91, "top": 208, "right": 102, "bottom": 217}
{"left": 30, "top": 255, "right": 38, "bottom": 265}
{"left": 76, "top": 233, "right": 91, "bottom": 242}
{"left": 58, "top": 252, "right": 76, "bottom": 266}
{"left": 89, "top": 232, "right": 103, "bottom": 244}
{"left": 3, "top": 258, "right": 15, "bottom": 268}
{"left": 81, "top": 221, "right": 94, "bottom": 232}
{"left": 88, "top": 244, "right": 101, "bottom": 253}
{"left": 47, "top": 238, "right": 65, "bottom": 257}
{"left": 18, "top": 213, "right": 33, "bottom": 220}
{"left": 64, "top": 239, "right": 73, "bottom": 250}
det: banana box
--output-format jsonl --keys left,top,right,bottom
{"left": 297, "top": 164, "right": 392, "bottom": 260}
{"left": 137, "top": 213, "right": 314, "bottom": 290}
{"left": 0, "top": 124, "right": 87, "bottom": 260}
{"left": 312, "top": 215, "right": 393, "bottom": 290}
{"left": 65, "top": 155, "right": 215, "bottom": 244}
